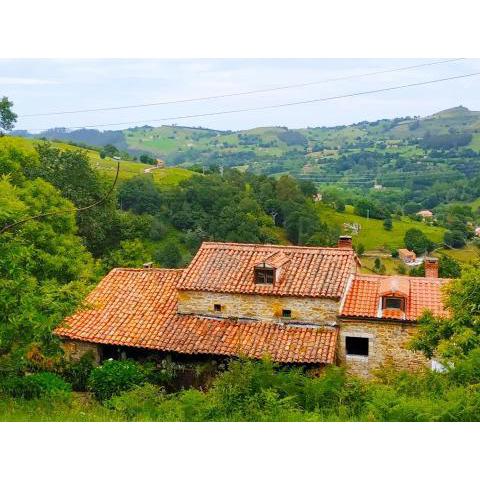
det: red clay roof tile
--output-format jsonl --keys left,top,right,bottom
{"left": 177, "top": 242, "right": 358, "bottom": 298}
{"left": 55, "top": 268, "right": 337, "bottom": 364}
{"left": 340, "top": 274, "right": 450, "bottom": 321}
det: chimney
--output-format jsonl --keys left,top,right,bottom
{"left": 424, "top": 257, "right": 438, "bottom": 278}
{"left": 337, "top": 236, "right": 353, "bottom": 249}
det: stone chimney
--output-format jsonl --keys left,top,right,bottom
{"left": 424, "top": 257, "right": 439, "bottom": 278}
{"left": 337, "top": 236, "right": 353, "bottom": 249}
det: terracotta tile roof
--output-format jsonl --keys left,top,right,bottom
{"left": 177, "top": 242, "right": 358, "bottom": 299}
{"left": 55, "top": 268, "right": 338, "bottom": 364}
{"left": 340, "top": 274, "right": 450, "bottom": 321}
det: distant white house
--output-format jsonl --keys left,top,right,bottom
{"left": 416, "top": 209, "right": 434, "bottom": 221}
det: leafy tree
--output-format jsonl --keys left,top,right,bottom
{"left": 31, "top": 143, "right": 120, "bottom": 257}
{"left": 443, "top": 230, "right": 466, "bottom": 248}
{"left": 0, "top": 96, "right": 17, "bottom": 134}
{"left": 101, "top": 144, "right": 120, "bottom": 158}
{"left": 102, "top": 239, "right": 149, "bottom": 270}
{"left": 298, "top": 179, "right": 317, "bottom": 198}
{"left": 409, "top": 255, "right": 462, "bottom": 279}
{"left": 139, "top": 153, "right": 156, "bottom": 165}
{"left": 404, "top": 228, "right": 434, "bottom": 254}
{"left": 383, "top": 217, "right": 393, "bottom": 231}
{"left": 335, "top": 199, "right": 346, "bottom": 212}
{"left": 118, "top": 175, "right": 163, "bottom": 215}
{"left": 154, "top": 240, "right": 182, "bottom": 268}
{"left": 411, "top": 264, "right": 480, "bottom": 360}
{"left": 0, "top": 147, "right": 94, "bottom": 356}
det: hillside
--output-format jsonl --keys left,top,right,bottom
{"left": 14, "top": 106, "right": 480, "bottom": 191}
{"left": 0, "top": 136, "right": 196, "bottom": 186}
{"left": 316, "top": 204, "right": 446, "bottom": 251}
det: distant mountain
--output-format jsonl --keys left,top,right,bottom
{"left": 13, "top": 127, "right": 128, "bottom": 150}
{"left": 14, "top": 106, "right": 480, "bottom": 168}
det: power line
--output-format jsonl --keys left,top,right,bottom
{"left": 19, "top": 58, "right": 465, "bottom": 118}
{"left": 23, "top": 71, "right": 480, "bottom": 132}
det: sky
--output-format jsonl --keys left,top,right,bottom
{"left": 1, "top": 58, "right": 480, "bottom": 132}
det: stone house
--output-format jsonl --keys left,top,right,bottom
{"left": 55, "top": 238, "right": 449, "bottom": 377}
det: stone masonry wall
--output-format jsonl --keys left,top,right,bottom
{"left": 61, "top": 339, "right": 101, "bottom": 364}
{"left": 337, "top": 319, "right": 429, "bottom": 377}
{"left": 178, "top": 290, "right": 339, "bottom": 325}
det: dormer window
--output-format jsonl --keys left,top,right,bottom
{"left": 254, "top": 267, "right": 275, "bottom": 285}
{"left": 382, "top": 297, "right": 405, "bottom": 311}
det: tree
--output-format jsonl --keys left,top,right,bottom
{"left": 383, "top": 217, "right": 393, "bottom": 231}
{"left": 139, "top": 153, "right": 156, "bottom": 165}
{"left": 102, "top": 239, "right": 149, "bottom": 270}
{"left": 0, "top": 96, "right": 17, "bottom": 134}
{"left": 411, "top": 264, "right": 480, "bottom": 360}
{"left": 0, "top": 154, "right": 94, "bottom": 356}
{"left": 32, "top": 143, "right": 120, "bottom": 257}
{"left": 154, "top": 240, "right": 182, "bottom": 268}
{"left": 409, "top": 255, "right": 462, "bottom": 279}
{"left": 444, "top": 230, "right": 466, "bottom": 248}
{"left": 404, "top": 228, "right": 434, "bottom": 254}
{"left": 356, "top": 243, "right": 365, "bottom": 256}
{"left": 118, "top": 175, "right": 163, "bottom": 215}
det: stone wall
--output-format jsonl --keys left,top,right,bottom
{"left": 337, "top": 319, "right": 429, "bottom": 377}
{"left": 61, "top": 339, "right": 101, "bottom": 364}
{"left": 178, "top": 290, "right": 339, "bottom": 325}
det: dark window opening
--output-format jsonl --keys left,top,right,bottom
{"left": 254, "top": 267, "right": 275, "bottom": 285}
{"left": 282, "top": 309, "right": 291, "bottom": 318}
{"left": 214, "top": 304, "right": 222, "bottom": 312}
{"left": 383, "top": 297, "right": 404, "bottom": 310}
{"left": 346, "top": 336, "right": 369, "bottom": 356}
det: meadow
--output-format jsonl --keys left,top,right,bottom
{"left": 316, "top": 204, "right": 446, "bottom": 251}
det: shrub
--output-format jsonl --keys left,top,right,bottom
{"left": 61, "top": 352, "right": 95, "bottom": 391}
{"left": 88, "top": 360, "right": 147, "bottom": 401}
{"left": 1, "top": 372, "right": 71, "bottom": 400}
{"left": 106, "top": 383, "right": 165, "bottom": 420}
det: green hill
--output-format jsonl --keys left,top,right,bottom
{"left": 0, "top": 136, "right": 196, "bottom": 186}
{"left": 316, "top": 204, "right": 446, "bottom": 251}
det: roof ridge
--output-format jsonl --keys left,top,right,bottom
{"left": 354, "top": 273, "right": 449, "bottom": 282}
{"left": 110, "top": 267, "right": 185, "bottom": 273}
{"left": 200, "top": 241, "right": 352, "bottom": 253}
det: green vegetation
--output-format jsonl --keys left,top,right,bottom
{"left": 315, "top": 204, "right": 445, "bottom": 251}
{"left": 2, "top": 348, "right": 480, "bottom": 421}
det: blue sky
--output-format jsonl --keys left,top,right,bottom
{"left": 1, "top": 58, "right": 479, "bottom": 132}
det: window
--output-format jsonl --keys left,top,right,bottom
{"left": 346, "top": 336, "right": 369, "bottom": 356}
{"left": 254, "top": 267, "right": 275, "bottom": 285}
{"left": 282, "top": 309, "right": 291, "bottom": 318}
{"left": 214, "top": 304, "right": 222, "bottom": 313}
{"left": 383, "top": 297, "right": 404, "bottom": 310}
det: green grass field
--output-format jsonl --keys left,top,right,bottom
{"left": 316, "top": 204, "right": 446, "bottom": 251}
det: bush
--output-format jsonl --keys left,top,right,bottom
{"left": 61, "top": 352, "right": 95, "bottom": 391}
{"left": 88, "top": 360, "right": 147, "bottom": 401}
{"left": 106, "top": 383, "right": 165, "bottom": 420}
{"left": 1, "top": 372, "right": 71, "bottom": 400}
